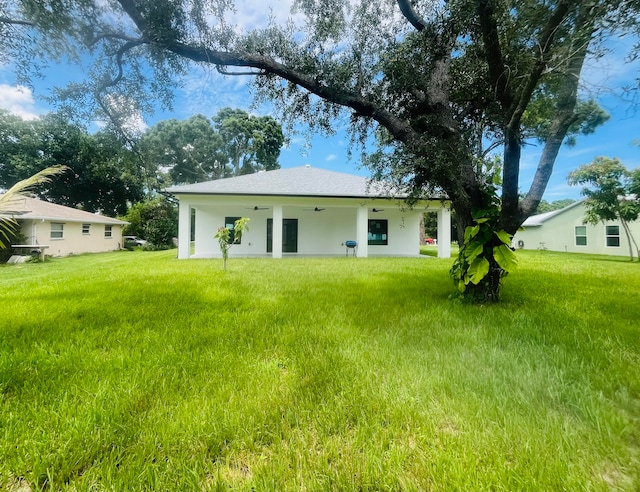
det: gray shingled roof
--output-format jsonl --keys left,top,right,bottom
{"left": 165, "top": 166, "right": 401, "bottom": 198}
{"left": 2, "top": 195, "right": 128, "bottom": 225}
{"left": 522, "top": 199, "right": 585, "bottom": 227}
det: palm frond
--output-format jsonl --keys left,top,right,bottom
{"left": 0, "top": 166, "right": 69, "bottom": 249}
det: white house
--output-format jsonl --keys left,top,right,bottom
{"left": 513, "top": 199, "right": 640, "bottom": 256}
{"left": 5, "top": 195, "right": 128, "bottom": 257}
{"left": 166, "top": 166, "right": 452, "bottom": 259}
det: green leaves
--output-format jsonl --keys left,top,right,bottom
{"left": 450, "top": 187, "right": 517, "bottom": 302}
{"left": 215, "top": 217, "right": 250, "bottom": 271}
{"left": 467, "top": 257, "right": 490, "bottom": 285}
{"left": 493, "top": 244, "right": 517, "bottom": 271}
{"left": 141, "top": 109, "right": 286, "bottom": 186}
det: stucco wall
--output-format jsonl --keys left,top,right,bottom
{"left": 188, "top": 196, "right": 424, "bottom": 258}
{"left": 513, "top": 204, "right": 640, "bottom": 256}
{"left": 19, "top": 220, "right": 124, "bottom": 257}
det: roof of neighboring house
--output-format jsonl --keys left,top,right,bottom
{"left": 165, "top": 165, "right": 422, "bottom": 199}
{"left": 522, "top": 199, "right": 585, "bottom": 227}
{"left": 2, "top": 195, "right": 128, "bottom": 225}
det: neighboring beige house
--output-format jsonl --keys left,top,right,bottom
{"left": 5, "top": 195, "right": 128, "bottom": 257}
{"left": 513, "top": 200, "right": 640, "bottom": 257}
{"left": 166, "top": 165, "right": 452, "bottom": 259}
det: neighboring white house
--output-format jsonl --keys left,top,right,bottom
{"left": 513, "top": 199, "right": 640, "bottom": 256}
{"left": 166, "top": 165, "right": 452, "bottom": 259}
{"left": 4, "top": 195, "right": 128, "bottom": 257}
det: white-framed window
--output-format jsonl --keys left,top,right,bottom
{"left": 50, "top": 222, "right": 64, "bottom": 240}
{"left": 82, "top": 223, "right": 91, "bottom": 235}
{"left": 574, "top": 226, "right": 587, "bottom": 246}
{"left": 104, "top": 225, "right": 113, "bottom": 238}
{"left": 606, "top": 225, "right": 620, "bottom": 247}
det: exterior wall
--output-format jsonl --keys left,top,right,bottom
{"left": 19, "top": 220, "right": 124, "bottom": 257}
{"left": 513, "top": 203, "right": 640, "bottom": 256}
{"left": 182, "top": 194, "right": 432, "bottom": 258}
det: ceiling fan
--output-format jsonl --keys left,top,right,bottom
{"left": 245, "top": 206, "right": 269, "bottom": 210}
{"left": 303, "top": 207, "right": 326, "bottom": 212}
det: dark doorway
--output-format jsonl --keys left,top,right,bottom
{"left": 267, "top": 218, "right": 298, "bottom": 253}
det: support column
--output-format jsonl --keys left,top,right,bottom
{"left": 272, "top": 204, "right": 283, "bottom": 259}
{"left": 437, "top": 206, "right": 451, "bottom": 258}
{"left": 178, "top": 200, "right": 191, "bottom": 259}
{"left": 356, "top": 206, "right": 369, "bottom": 258}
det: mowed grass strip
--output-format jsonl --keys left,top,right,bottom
{"left": 0, "top": 251, "right": 638, "bottom": 491}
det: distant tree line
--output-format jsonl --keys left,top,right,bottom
{"left": 0, "top": 107, "right": 285, "bottom": 248}
{"left": 0, "top": 110, "right": 144, "bottom": 217}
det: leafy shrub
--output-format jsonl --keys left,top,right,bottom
{"left": 121, "top": 197, "right": 178, "bottom": 249}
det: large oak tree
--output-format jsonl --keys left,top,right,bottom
{"left": 1, "top": 0, "right": 637, "bottom": 300}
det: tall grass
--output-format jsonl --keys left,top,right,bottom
{"left": 1, "top": 251, "right": 638, "bottom": 490}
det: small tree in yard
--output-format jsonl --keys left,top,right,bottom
{"left": 568, "top": 157, "right": 640, "bottom": 261}
{"left": 215, "top": 218, "right": 249, "bottom": 271}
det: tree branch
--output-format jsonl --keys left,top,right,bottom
{"left": 0, "top": 16, "right": 34, "bottom": 27}
{"left": 507, "top": 0, "right": 572, "bottom": 130}
{"left": 165, "top": 42, "right": 420, "bottom": 145}
{"left": 98, "top": 40, "right": 144, "bottom": 90}
{"left": 89, "top": 32, "right": 145, "bottom": 48}
{"left": 115, "top": 0, "right": 149, "bottom": 34}
{"left": 520, "top": 32, "right": 593, "bottom": 221}
{"left": 216, "top": 65, "right": 266, "bottom": 77}
{"left": 477, "top": 0, "right": 513, "bottom": 110}
{"left": 111, "top": 0, "right": 419, "bottom": 144}
{"left": 492, "top": 0, "right": 574, "bottom": 230}
{"left": 396, "top": 0, "right": 427, "bottom": 31}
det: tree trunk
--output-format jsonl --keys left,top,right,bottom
{"left": 620, "top": 218, "right": 638, "bottom": 261}
{"left": 449, "top": 190, "right": 509, "bottom": 303}
{"left": 466, "top": 256, "right": 504, "bottom": 303}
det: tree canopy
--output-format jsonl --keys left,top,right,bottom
{"left": 2, "top": 0, "right": 638, "bottom": 300}
{"left": 0, "top": 110, "right": 145, "bottom": 216}
{"left": 139, "top": 109, "right": 285, "bottom": 185}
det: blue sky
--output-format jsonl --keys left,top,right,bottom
{"left": 0, "top": 1, "right": 638, "bottom": 201}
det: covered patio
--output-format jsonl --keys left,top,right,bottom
{"left": 167, "top": 166, "right": 451, "bottom": 259}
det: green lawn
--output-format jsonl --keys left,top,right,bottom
{"left": 1, "top": 251, "right": 638, "bottom": 491}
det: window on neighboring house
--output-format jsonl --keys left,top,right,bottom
{"left": 368, "top": 219, "right": 388, "bottom": 245}
{"left": 104, "top": 225, "right": 113, "bottom": 238}
{"left": 225, "top": 216, "right": 242, "bottom": 244}
{"left": 82, "top": 223, "right": 91, "bottom": 235}
{"left": 606, "top": 225, "right": 620, "bottom": 247}
{"left": 50, "top": 223, "right": 64, "bottom": 239}
{"left": 575, "top": 226, "right": 587, "bottom": 246}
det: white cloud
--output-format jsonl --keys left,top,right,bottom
{"left": 325, "top": 153, "right": 337, "bottom": 161}
{"left": 0, "top": 84, "right": 41, "bottom": 120}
